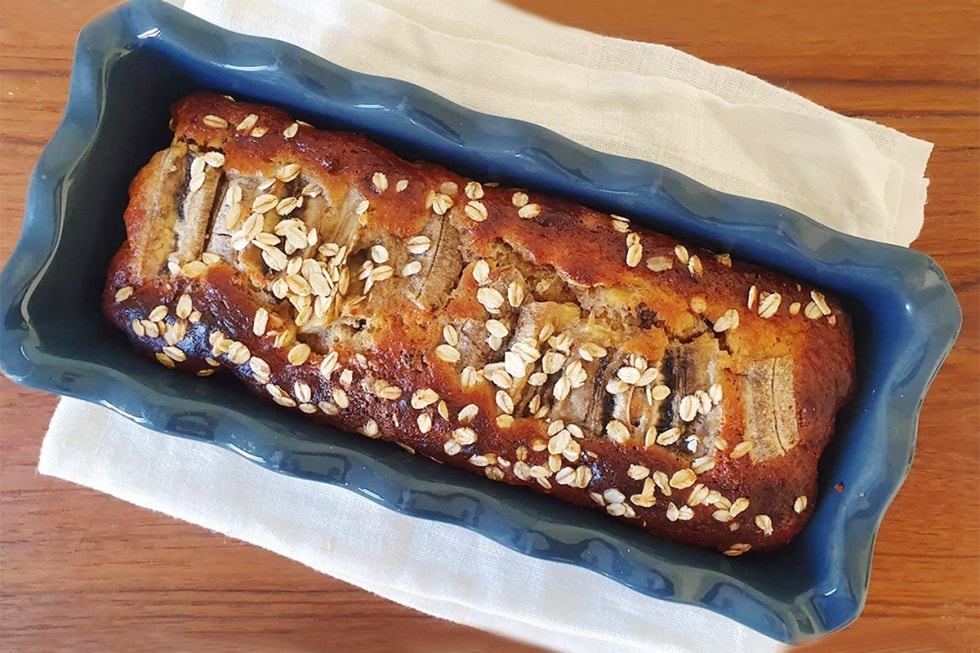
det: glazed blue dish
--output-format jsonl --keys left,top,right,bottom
{"left": 0, "top": 0, "right": 961, "bottom": 644}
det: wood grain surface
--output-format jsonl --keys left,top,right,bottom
{"left": 1, "top": 1, "right": 977, "bottom": 652}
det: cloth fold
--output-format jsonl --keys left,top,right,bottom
{"left": 38, "top": 1, "right": 933, "bottom": 651}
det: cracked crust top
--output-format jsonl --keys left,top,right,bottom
{"left": 103, "top": 92, "right": 855, "bottom": 553}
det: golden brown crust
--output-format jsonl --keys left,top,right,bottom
{"left": 103, "top": 92, "right": 855, "bottom": 553}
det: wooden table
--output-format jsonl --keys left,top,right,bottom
{"left": 1, "top": 1, "right": 976, "bottom": 651}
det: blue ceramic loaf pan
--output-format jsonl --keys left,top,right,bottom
{"left": 0, "top": 0, "right": 961, "bottom": 643}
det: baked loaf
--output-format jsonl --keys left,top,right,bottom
{"left": 103, "top": 92, "right": 855, "bottom": 554}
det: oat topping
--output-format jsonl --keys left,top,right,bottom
{"left": 266, "top": 383, "right": 296, "bottom": 407}
{"left": 406, "top": 235, "right": 432, "bottom": 255}
{"left": 476, "top": 287, "right": 505, "bottom": 314}
{"left": 630, "top": 485, "right": 656, "bottom": 508}
{"left": 370, "top": 244, "right": 389, "bottom": 264}
{"left": 202, "top": 114, "right": 228, "bottom": 129}
{"left": 628, "top": 464, "right": 651, "bottom": 480}
{"left": 203, "top": 151, "right": 225, "bottom": 168}
{"left": 669, "top": 469, "right": 697, "bottom": 489}
{"left": 227, "top": 342, "right": 251, "bottom": 365}
{"left": 656, "top": 427, "right": 682, "bottom": 447}
{"left": 147, "top": 305, "right": 168, "bottom": 323}
{"left": 554, "top": 467, "right": 576, "bottom": 486}
{"left": 755, "top": 514, "right": 774, "bottom": 536}
{"left": 252, "top": 194, "right": 278, "bottom": 214}
{"left": 452, "top": 427, "right": 478, "bottom": 446}
{"left": 465, "top": 200, "right": 489, "bottom": 222}
{"left": 626, "top": 233, "right": 643, "bottom": 268}
{"left": 692, "top": 456, "right": 716, "bottom": 474}
{"left": 402, "top": 260, "right": 423, "bottom": 277}
{"left": 518, "top": 203, "right": 540, "bottom": 219}
{"left": 161, "top": 345, "right": 186, "bottom": 363}
{"left": 443, "top": 439, "right": 462, "bottom": 456}
{"left": 651, "top": 385, "right": 671, "bottom": 402}
{"left": 757, "top": 292, "right": 781, "bottom": 319}
{"left": 457, "top": 404, "right": 479, "bottom": 424}
{"left": 687, "top": 484, "right": 710, "bottom": 507}
{"left": 428, "top": 191, "right": 453, "bottom": 215}
{"left": 723, "top": 543, "right": 751, "bottom": 556}
{"left": 236, "top": 114, "right": 259, "bottom": 132}
{"left": 677, "top": 395, "right": 698, "bottom": 422}
{"left": 464, "top": 181, "right": 484, "bottom": 200}
{"left": 373, "top": 379, "right": 402, "bottom": 401}
{"left": 411, "top": 388, "right": 440, "bottom": 409}
{"left": 609, "top": 215, "right": 631, "bottom": 233}
{"left": 687, "top": 255, "right": 703, "bottom": 278}
{"left": 730, "top": 441, "right": 753, "bottom": 459}
{"left": 729, "top": 497, "right": 750, "bottom": 517}
{"left": 496, "top": 414, "right": 515, "bottom": 428}
{"left": 713, "top": 309, "right": 739, "bottom": 333}
{"left": 293, "top": 381, "right": 312, "bottom": 404}
{"left": 810, "top": 290, "right": 831, "bottom": 316}
{"left": 114, "top": 286, "right": 134, "bottom": 303}
{"left": 674, "top": 244, "right": 690, "bottom": 265}
{"left": 646, "top": 255, "right": 673, "bottom": 272}
{"left": 318, "top": 352, "right": 339, "bottom": 378}
{"left": 708, "top": 383, "right": 723, "bottom": 404}
{"left": 712, "top": 509, "right": 733, "bottom": 523}
{"left": 495, "top": 390, "right": 515, "bottom": 415}
{"left": 175, "top": 294, "right": 193, "bottom": 320}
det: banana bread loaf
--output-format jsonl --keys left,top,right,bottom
{"left": 103, "top": 92, "right": 855, "bottom": 554}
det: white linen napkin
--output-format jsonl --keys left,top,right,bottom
{"left": 37, "top": 1, "right": 934, "bottom": 651}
